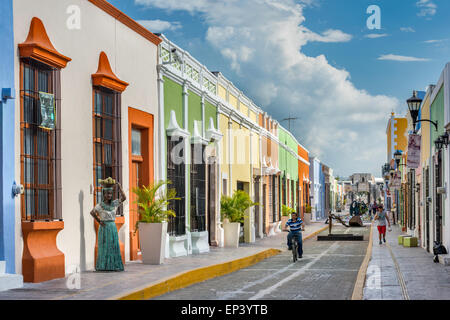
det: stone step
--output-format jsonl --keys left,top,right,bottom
{"left": 0, "top": 261, "right": 5, "bottom": 274}
{"left": 0, "top": 273, "right": 23, "bottom": 292}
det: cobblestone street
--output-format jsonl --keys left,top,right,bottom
{"left": 154, "top": 225, "right": 370, "bottom": 300}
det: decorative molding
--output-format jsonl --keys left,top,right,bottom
{"left": 92, "top": 51, "right": 129, "bottom": 92}
{"left": 206, "top": 117, "right": 223, "bottom": 142}
{"left": 88, "top": 0, "right": 161, "bottom": 46}
{"left": 18, "top": 17, "right": 71, "bottom": 69}
{"left": 191, "top": 121, "right": 208, "bottom": 145}
{"left": 167, "top": 110, "right": 189, "bottom": 138}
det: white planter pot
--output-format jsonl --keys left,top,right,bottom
{"left": 223, "top": 222, "right": 240, "bottom": 248}
{"left": 138, "top": 222, "right": 167, "bottom": 265}
{"left": 304, "top": 213, "right": 311, "bottom": 225}
{"left": 191, "top": 231, "right": 210, "bottom": 254}
{"left": 275, "top": 221, "right": 282, "bottom": 233}
{"left": 268, "top": 222, "right": 277, "bottom": 236}
{"left": 169, "top": 235, "right": 188, "bottom": 257}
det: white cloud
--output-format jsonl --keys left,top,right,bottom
{"left": 400, "top": 27, "right": 415, "bottom": 32}
{"left": 416, "top": 0, "right": 437, "bottom": 18}
{"left": 364, "top": 33, "right": 389, "bottom": 39}
{"left": 424, "top": 39, "right": 447, "bottom": 44}
{"left": 135, "top": 0, "right": 400, "bottom": 176}
{"left": 137, "top": 19, "right": 182, "bottom": 32}
{"left": 378, "top": 54, "right": 430, "bottom": 62}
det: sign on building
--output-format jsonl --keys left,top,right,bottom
{"left": 407, "top": 134, "right": 421, "bottom": 169}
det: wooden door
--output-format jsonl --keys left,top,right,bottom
{"left": 128, "top": 108, "right": 154, "bottom": 261}
{"left": 130, "top": 158, "right": 142, "bottom": 260}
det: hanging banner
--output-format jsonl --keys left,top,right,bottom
{"left": 389, "top": 171, "right": 401, "bottom": 190}
{"left": 407, "top": 134, "right": 421, "bottom": 169}
{"left": 39, "top": 92, "right": 56, "bottom": 130}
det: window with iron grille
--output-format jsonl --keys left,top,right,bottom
{"left": 272, "top": 175, "right": 277, "bottom": 222}
{"left": 92, "top": 87, "right": 122, "bottom": 214}
{"left": 167, "top": 137, "right": 186, "bottom": 236}
{"left": 20, "top": 59, "right": 62, "bottom": 221}
{"left": 190, "top": 144, "right": 206, "bottom": 232}
{"left": 268, "top": 177, "right": 273, "bottom": 223}
{"left": 291, "top": 180, "right": 295, "bottom": 209}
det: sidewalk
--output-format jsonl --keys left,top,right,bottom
{"left": 363, "top": 224, "right": 450, "bottom": 300}
{"left": 0, "top": 222, "right": 327, "bottom": 300}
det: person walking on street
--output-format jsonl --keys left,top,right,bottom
{"left": 370, "top": 201, "right": 377, "bottom": 219}
{"left": 373, "top": 205, "right": 391, "bottom": 245}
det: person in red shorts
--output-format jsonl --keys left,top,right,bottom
{"left": 374, "top": 205, "right": 391, "bottom": 245}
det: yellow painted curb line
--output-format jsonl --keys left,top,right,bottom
{"left": 351, "top": 223, "right": 373, "bottom": 300}
{"left": 116, "top": 248, "right": 281, "bottom": 300}
{"left": 303, "top": 225, "right": 329, "bottom": 242}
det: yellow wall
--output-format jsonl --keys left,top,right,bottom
{"left": 231, "top": 121, "right": 250, "bottom": 190}
{"left": 252, "top": 132, "right": 260, "bottom": 169}
{"left": 229, "top": 94, "right": 238, "bottom": 109}
{"left": 240, "top": 103, "right": 249, "bottom": 117}
{"left": 219, "top": 114, "right": 229, "bottom": 179}
{"left": 249, "top": 110, "right": 257, "bottom": 123}
{"left": 218, "top": 85, "right": 227, "bottom": 102}
{"left": 387, "top": 119, "right": 392, "bottom": 157}
{"left": 420, "top": 95, "right": 431, "bottom": 166}
{"left": 394, "top": 118, "right": 408, "bottom": 153}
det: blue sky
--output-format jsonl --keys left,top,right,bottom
{"left": 109, "top": 0, "right": 450, "bottom": 177}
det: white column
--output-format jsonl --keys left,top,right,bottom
{"left": 182, "top": 81, "right": 192, "bottom": 254}
{"left": 157, "top": 67, "right": 166, "bottom": 183}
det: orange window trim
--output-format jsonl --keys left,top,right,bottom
{"left": 18, "top": 17, "right": 71, "bottom": 69}
{"left": 128, "top": 107, "right": 154, "bottom": 188}
{"left": 92, "top": 51, "right": 129, "bottom": 93}
{"left": 88, "top": 0, "right": 162, "bottom": 46}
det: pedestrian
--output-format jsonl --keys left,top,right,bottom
{"left": 371, "top": 201, "right": 377, "bottom": 219}
{"left": 373, "top": 205, "right": 391, "bottom": 245}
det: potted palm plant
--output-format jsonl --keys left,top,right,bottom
{"left": 304, "top": 204, "right": 312, "bottom": 225}
{"left": 221, "top": 190, "right": 258, "bottom": 248}
{"left": 281, "top": 205, "right": 295, "bottom": 231}
{"left": 133, "top": 180, "right": 179, "bottom": 265}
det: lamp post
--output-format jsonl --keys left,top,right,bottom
{"left": 407, "top": 90, "right": 438, "bottom": 132}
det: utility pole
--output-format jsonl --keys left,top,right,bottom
{"left": 282, "top": 113, "right": 299, "bottom": 132}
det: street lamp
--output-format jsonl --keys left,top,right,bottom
{"left": 435, "top": 136, "right": 444, "bottom": 150}
{"left": 440, "top": 132, "right": 449, "bottom": 148}
{"left": 407, "top": 90, "right": 438, "bottom": 132}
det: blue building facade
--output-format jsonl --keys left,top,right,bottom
{"left": 319, "top": 164, "right": 326, "bottom": 220}
{"left": 0, "top": 0, "right": 22, "bottom": 288}
{"left": 310, "top": 157, "right": 325, "bottom": 221}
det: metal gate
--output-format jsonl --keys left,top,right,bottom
{"left": 167, "top": 137, "right": 186, "bottom": 236}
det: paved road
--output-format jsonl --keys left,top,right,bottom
{"left": 154, "top": 225, "right": 370, "bottom": 300}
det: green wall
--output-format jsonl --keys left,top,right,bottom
{"left": 205, "top": 100, "right": 217, "bottom": 129}
{"left": 164, "top": 77, "right": 183, "bottom": 129}
{"left": 188, "top": 90, "right": 202, "bottom": 134}
{"left": 430, "top": 85, "right": 445, "bottom": 146}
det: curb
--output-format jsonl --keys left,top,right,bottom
{"left": 304, "top": 225, "right": 329, "bottom": 242}
{"left": 115, "top": 248, "right": 281, "bottom": 300}
{"left": 351, "top": 223, "right": 373, "bottom": 300}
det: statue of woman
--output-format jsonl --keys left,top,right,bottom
{"left": 90, "top": 177, "right": 126, "bottom": 272}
